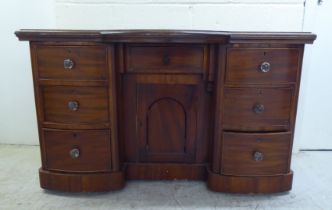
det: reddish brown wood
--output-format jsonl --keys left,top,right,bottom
{"left": 108, "top": 46, "right": 120, "bottom": 172}
{"left": 36, "top": 45, "right": 108, "bottom": 80}
{"left": 288, "top": 46, "right": 305, "bottom": 168}
{"left": 42, "top": 122, "right": 110, "bottom": 130}
{"left": 15, "top": 30, "right": 316, "bottom": 194}
{"left": 122, "top": 74, "right": 209, "bottom": 164}
{"left": 221, "top": 132, "right": 291, "bottom": 175}
{"left": 43, "top": 129, "right": 111, "bottom": 172}
{"left": 207, "top": 169, "right": 293, "bottom": 193}
{"left": 223, "top": 87, "right": 293, "bottom": 132}
{"left": 15, "top": 30, "right": 316, "bottom": 44}
{"left": 38, "top": 79, "right": 108, "bottom": 86}
{"left": 226, "top": 48, "right": 300, "bottom": 84}
{"left": 137, "top": 83, "right": 200, "bottom": 163}
{"left": 41, "top": 86, "right": 109, "bottom": 125}
{"left": 39, "top": 169, "right": 125, "bottom": 192}
{"left": 126, "top": 44, "right": 205, "bottom": 73}
{"left": 126, "top": 163, "right": 207, "bottom": 180}
{"left": 121, "top": 75, "right": 139, "bottom": 162}
{"left": 211, "top": 45, "right": 226, "bottom": 173}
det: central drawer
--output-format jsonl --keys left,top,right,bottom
{"left": 223, "top": 87, "right": 293, "bottom": 132}
{"left": 41, "top": 86, "right": 109, "bottom": 125}
{"left": 126, "top": 44, "right": 206, "bottom": 73}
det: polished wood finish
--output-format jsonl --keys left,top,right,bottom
{"left": 226, "top": 48, "right": 300, "bottom": 84}
{"left": 221, "top": 132, "right": 291, "bottom": 175}
{"left": 121, "top": 74, "right": 210, "bottom": 165}
{"left": 126, "top": 44, "right": 205, "bottom": 73}
{"left": 41, "top": 86, "right": 109, "bottom": 125}
{"left": 207, "top": 169, "right": 293, "bottom": 194}
{"left": 36, "top": 45, "right": 108, "bottom": 80}
{"left": 15, "top": 30, "right": 316, "bottom": 44}
{"left": 223, "top": 87, "right": 293, "bottom": 132}
{"left": 126, "top": 163, "right": 206, "bottom": 180}
{"left": 43, "top": 129, "right": 111, "bottom": 172}
{"left": 39, "top": 169, "right": 124, "bottom": 192}
{"left": 15, "top": 30, "right": 315, "bottom": 194}
{"left": 137, "top": 83, "right": 199, "bottom": 163}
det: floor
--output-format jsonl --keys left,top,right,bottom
{"left": 0, "top": 145, "right": 331, "bottom": 210}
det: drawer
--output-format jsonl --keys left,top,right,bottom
{"left": 36, "top": 45, "right": 108, "bottom": 80}
{"left": 43, "top": 129, "right": 111, "bottom": 172}
{"left": 222, "top": 132, "right": 291, "bottom": 176}
{"left": 126, "top": 45, "right": 205, "bottom": 73}
{"left": 223, "top": 87, "right": 293, "bottom": 132}
{"left": 226, "top": 48, "right": 300, "bottom": 84}
{"left": 41, "top": 86, "right": 109, "bottom": 125}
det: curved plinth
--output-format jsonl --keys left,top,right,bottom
{"left": 39, "top": 168, "right": 125, "bottom": 192}
{"left": 207, "top": 169, "right": 293, "bottom": 194}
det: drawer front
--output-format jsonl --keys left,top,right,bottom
{"left": 36, "top": 45, "right": 108, "bottom": 80}
{"left": 222, "top": 132, "right": 291, "bottom": 176}
{"left": 223, "top": 87, "right": 293, "bottom": 132}
{"left": 42, "top": 86, "right": 109, "bottom": 124}
{"left": 126, "top": 45, "right": 205, "bottom": 73}
{"left": 226, "top": 48, "right": 300, "bottom": 84}
{"left": 43, "top": 129, "right": 111, "bottom": 172}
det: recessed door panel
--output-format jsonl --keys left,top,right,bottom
{"left": 147, "top": 98, "right": 186, "bottom": 154}
{"left": 136, "top": 78, "right": 200, "bottom": 163}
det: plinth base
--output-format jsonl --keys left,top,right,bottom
{"left": 207, "top": 169, "right": 293, "bottom": 193}
{"left": 39, "top": 168, "right": 125, "bottom": 192}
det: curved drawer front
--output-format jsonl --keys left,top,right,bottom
{"left": 223, "top": 87, "right": 293, "bottom": 132}
{"left": 36, "top": 45, "right": 108, "bottom": 80}
{"left": 222, "top": 132, "right": 291, "bottom": 176}
{"left": 126, "top": 45, "right": 206, "bottom": 73}
{"left": 43, "top": 129, "right": 111, "bottom": 172}
{"left": 226, "top": 48, "right": 300, "bottom": 84}
{"left": 41, "top": 86, "right": 109, "bottom": 125}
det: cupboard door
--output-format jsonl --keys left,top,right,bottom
{"left": 135, "top": 75, "right": 203, "bottom": 163}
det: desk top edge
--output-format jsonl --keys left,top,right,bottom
{"left": 15, "top": 29, "right": 316, "bottom": 44}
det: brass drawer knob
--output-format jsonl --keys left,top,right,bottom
{"left": 64, "top": 58, "right": 74, "bottom": 70}
{"left": 69, "top": 148, "right": 80, "bottom": 159}
{"left": 253, "top": 103, "right": 265, "bottom": 114}
{"left": 68, "top": 101, "right": 79, "bottom": 111}
{"left": 260, "top": 61, "right": 271, "bottom": 73}
{"left": 253, "top": 151, "right": 264, "bottom": 161}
